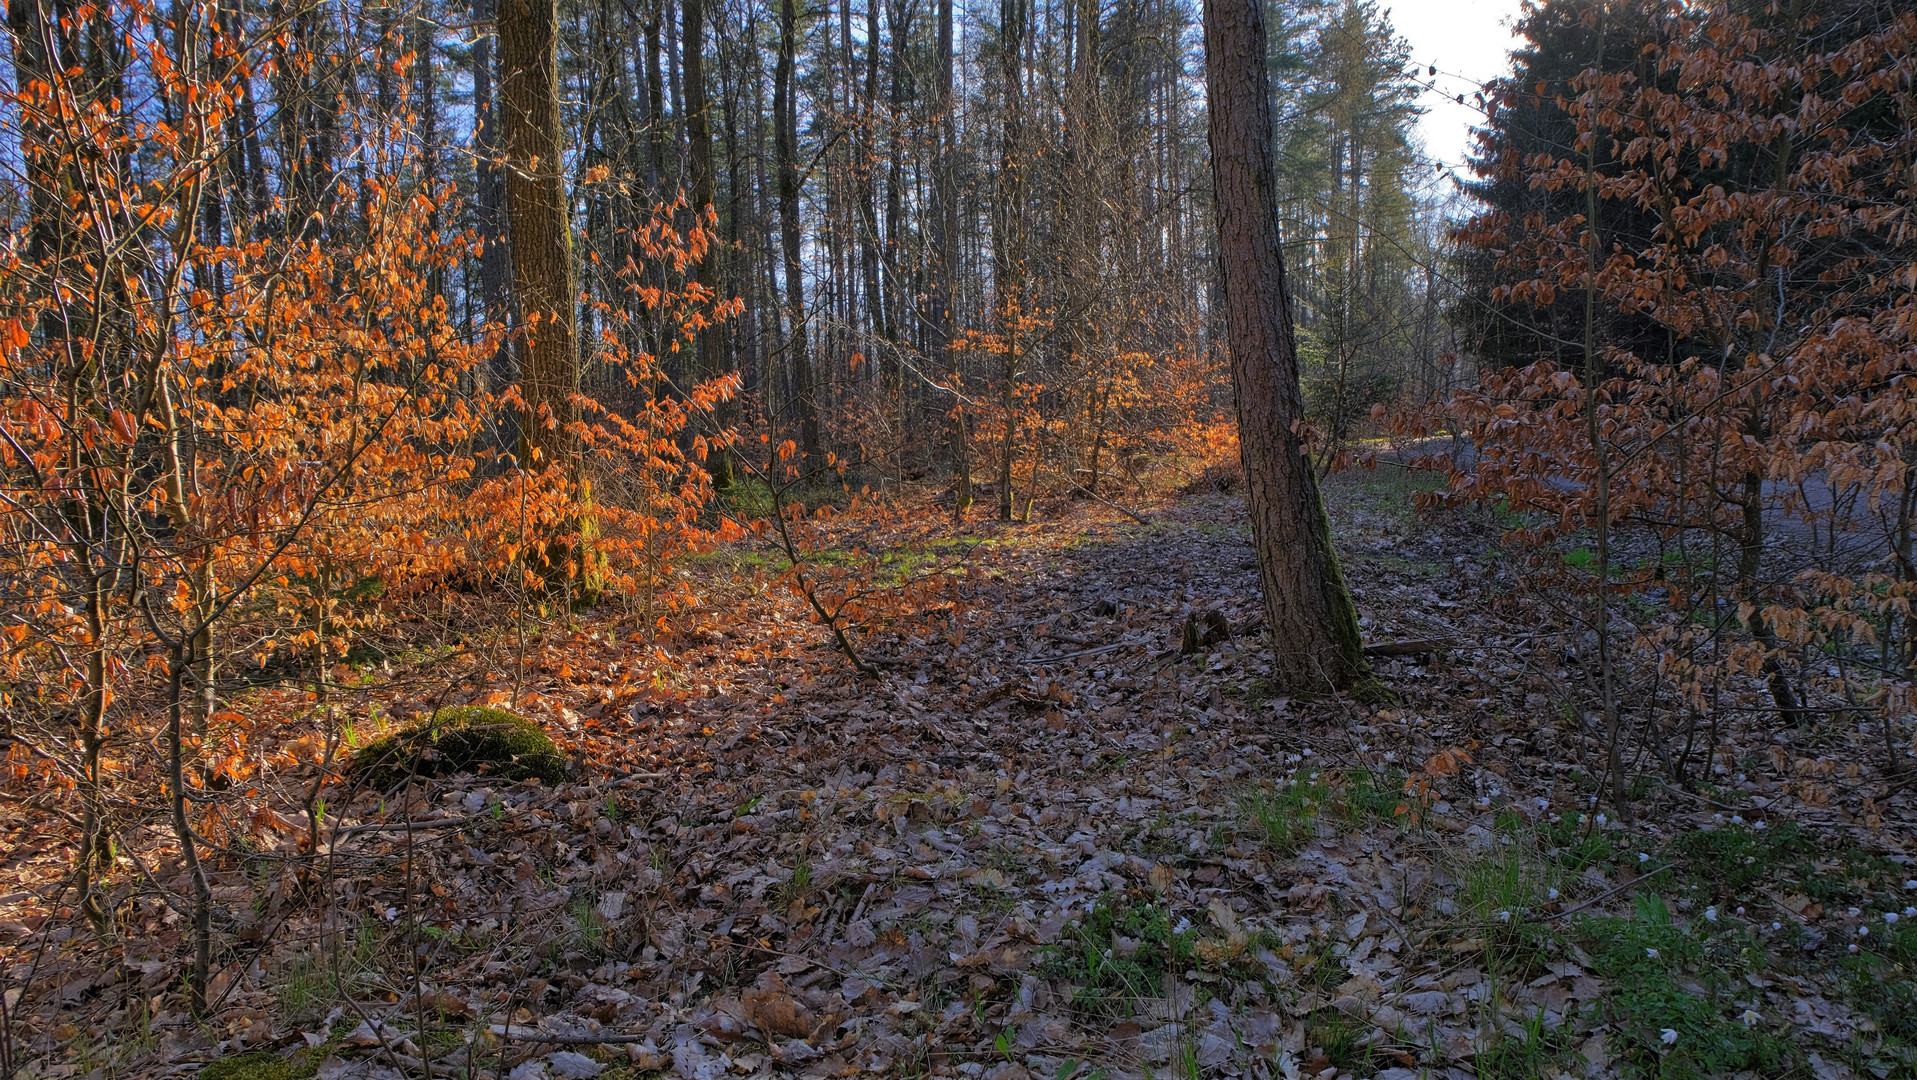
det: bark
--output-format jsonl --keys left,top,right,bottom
{"left": 473, "top": 0, "right": 516, "bottom": 400}
{"left": 930, "top": 0, "right": 968, "bottom": 512}
{"left": 498, "top": 0, "right": 580, "bottom": 474}
{"left": 1202, "top": 0, "right": 1376, "bottom": 697}
{"left": 775, "top": 0, "right": 821, "bottom": 464}
{"left": 994, "top": 0, "right": 1025, "bottom": 521}
{"left": 682, "top": 0, "right": 732, "bottom": 485}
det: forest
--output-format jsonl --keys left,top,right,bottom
{"left": 0, "top": 0, "right": 1914, "bottom": 1075}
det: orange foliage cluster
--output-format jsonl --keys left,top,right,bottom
{"left": 1424, "top": 3, "right": 1917, "bottom": 757}
{"left": 0, "top": 0, "right": 735, "bottom": 998}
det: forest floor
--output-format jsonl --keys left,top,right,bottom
{"left": 9, "top": 467, "right": 1917, "bottom": 1080}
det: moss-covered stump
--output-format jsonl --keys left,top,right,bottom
{"left": 349, "top": 705, "right": 566, "bottom": 792}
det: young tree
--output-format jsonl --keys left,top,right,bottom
{"left": 1203, "top": 0, "right": 1377, "bottom": 697}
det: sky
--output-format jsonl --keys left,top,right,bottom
{"left": 1387, "top": 0, "right": 1529, "bottom": 174}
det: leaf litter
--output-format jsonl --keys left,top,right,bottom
{"left": 5, "top": 474, "right": 1915, "bottom": 1080}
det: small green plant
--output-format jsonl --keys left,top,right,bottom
{"left": 1580, "top": 894, "right": 1793, "bottom": 1079}
{"left": 1242, "top": 772, "right": 1329, "bottom": 854}
{"left": 1667, "top": 820, "right": 1811, "bottom": 902}
{"left": 1842, "top": 906, "right": 1917, "bottom": 1039}
{"left": 1037, "top": 893, "right": 1198, "bottom": 1020}
{"left": 1475, "top": 1007, "right": 1572, "bottom": 1080}
{"left": 1540, "top": 811, "right": 1613, "bottom": 871}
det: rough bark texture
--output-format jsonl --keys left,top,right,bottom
{"left": 472, "top": 0, "right": 514, "bottom": 396}
{"left": 498, "top": 0, "right": 579, "bottom": 472}
{"left": 1202, "top": 0, "right": 1375, "bottom": 697}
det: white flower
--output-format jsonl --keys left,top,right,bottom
{"left": 1659, "top": 1029, "right": 1678, "bottom": 1045}
{"left": 1906, "top": 879, "right": 1917, "bottom": 890}
{"left": 1740, "top": 1010, "right": 1761, "bottom": 1027}
{"left": 1547, "top": 888, "right": 1560, "bottom": 901}
{"left": 1712, "top": 814, "right": 1724, "bottom": 824}
{"left": 1731, "top": 814, "right": 1745, "bottom": 825}
{"left": 1735, "top": 906, "right": 1746, "bottom": 915}
{"left": 1904, "top": 907, "right": 1915, "bottom": 918}
{"left": 1886, "top": 912, "right": 1899, "bottom": 924}
{"left": 1704, "top": 907, "right": 1718, "bottom": 922}
{"left": 1638, "top": 853, "right": 1651, "bottom": 863}
{"left": 1850, "top": 943, "right": 1860, "bottom": 953}
{"left": 1596, "top": 813, "right": 1607, "bottom": 825}
{"left": 383, "top": 906, "right": 398, "bottom": 921}
{"left": 1754, "top": 821, "right": 1766, "bottom": 830}
{"left": 1858, "top": 925, "right": 1869, "bottom": 936}
{"left": 1772, "top": 922, "right": 1782, "bottom": 930}
{"left": 1498, "top": 910, "right": 1512, "bottom": 922}
{"left": 1645, "top": 947, "right": 1660, "bottom": 959}
{"left": 1848, "top": 907, "right": 1863, "bottom": 917}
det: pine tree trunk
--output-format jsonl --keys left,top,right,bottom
{"left": 1202, "top": 0, "right": 1376, "bottom": 698}
{"left": 498, "top": 0, "right": 579, "bottom": 476}
{"left": 775, "top": 0, "right": 821, "bottom": 466}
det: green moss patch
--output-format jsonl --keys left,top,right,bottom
{"left": 349, "top": 705, "right": 566, "bottom": 792}
{"left": 199, "top": 1052, "right": 316, "bottom": 1080}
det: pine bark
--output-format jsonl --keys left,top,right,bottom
{"left": 1202, "top": 0, "right": 1375, "bottom": 697}
{"left": 498, "top": 0, "right": 579, "bottom": 474}
{"left": 775, "top": 0, "right": 821, "bottom": 465}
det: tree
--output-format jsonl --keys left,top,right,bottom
{"left": 1203, "top": 0, "right": 1377, "bottom": 697}
{"left": 498, "top": 0, "right": 580, "bottom": 479}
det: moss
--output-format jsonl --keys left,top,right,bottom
{"left": 199, "top": 1052, "right": 316, "bottom": 1080}
{"left": 348, "top": 705, "right": 566, "bottom": 792}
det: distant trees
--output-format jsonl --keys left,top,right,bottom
{"left": 1271, "top": 0, "right": 1450, "bottom": 461}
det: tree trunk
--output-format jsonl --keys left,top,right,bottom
{"left": 681, "top": 0, "right": 732, "bottom": 486}
{"left": 1202, "top": 0, "right": 1376, "bottom": 698}
{"left": 775, "top": 0, "right": 821, "bottom": 466}
{"left": 473, "top": 0, "right": 515, "bottom": 400}
{"left": 930, "top": 0, "right": 968, "bottom": 513}
{"left": 993, "top": 0, "right": 1025, "bottom": 521}
{"left": 498, "top": 0, "right": 579, "bottom": 476}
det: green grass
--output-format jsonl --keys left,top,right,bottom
{"left": 1666, "top": 820, "right": 1814, "bottom": 902}
{"left": 1305, "top": 1009, "right": 1378, "bottom": 1075}
{"left": 1339, "top": 768, "right": 1411, "bottom": 827}
{"left": 1539, "top": 811, "right": 1615, "bottom": 871}
{"left": 1455, "top": 830, "right": 1560, "bottom": 974}
{"left": 1475, "top": 1008, "right": 1576, "bottom": 1080}
{"left": 1241, "top": 772, "right": 1330, "bottom": 854}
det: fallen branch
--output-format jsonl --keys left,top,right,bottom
{"left": 1362, "top": 639, "right": 1453, "bottom": 657}
{"left": 489, "top": 1025, "right": 654, "bottom": 1045}
{"left": 1019, "top": 640, "right": 1146, "bottom": 665}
